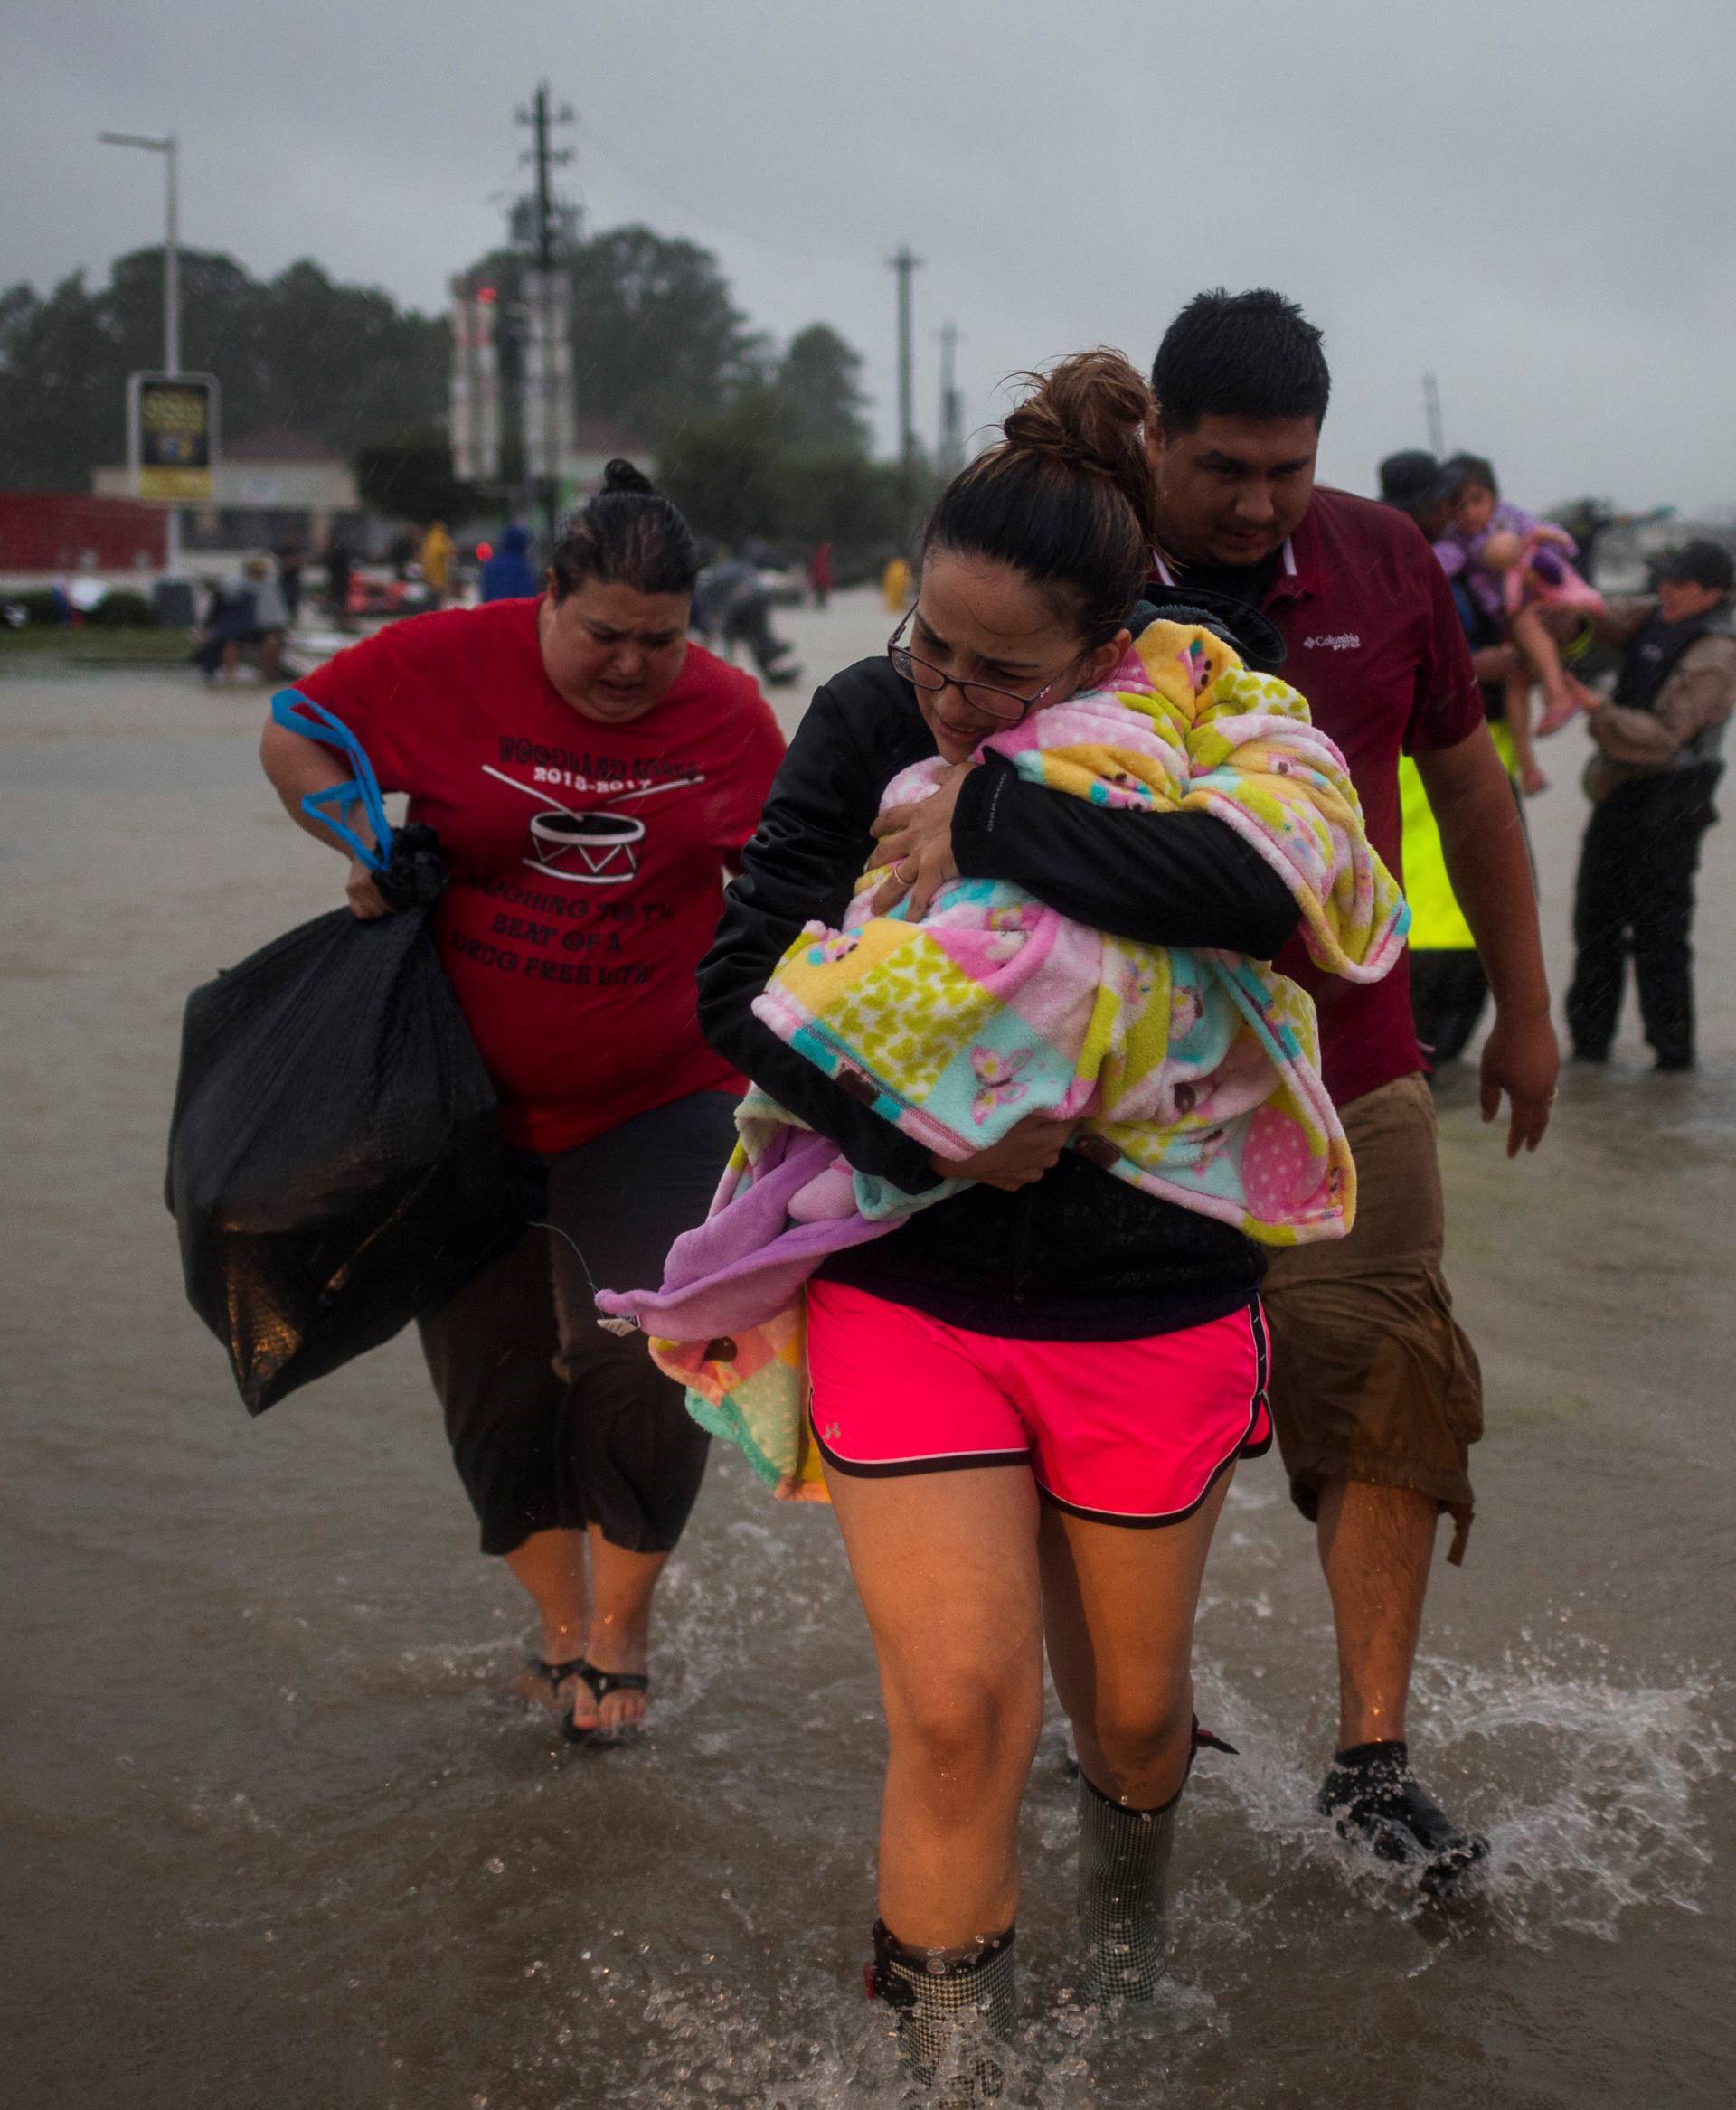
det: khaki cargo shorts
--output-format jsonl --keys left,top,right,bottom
{"left": 1260, "top": 1071, "right": 1483, "bottom": 1562}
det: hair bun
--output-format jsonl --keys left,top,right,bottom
{"left": 997, "top": 349, "right": 1158, "bottom": 548}
{"left": 1003, "top": 350, "right": 1154, "bottom": 469}
{"left": 602, "top": 457, "right": 656, "bottom": 495}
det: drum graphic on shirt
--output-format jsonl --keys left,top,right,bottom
{"left": 526, "top": 807, "right": 646, "bottom": 881}
{"left": 483, "top": 764, "right": 702, "bottom": 885}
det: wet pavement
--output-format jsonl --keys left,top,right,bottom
{"left": 3, "top": 593, "right": 1731, "bottom": 2106}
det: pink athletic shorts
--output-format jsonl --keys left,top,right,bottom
{"left": 806, "top": 1280, "right": 1271, "bottom": 1527}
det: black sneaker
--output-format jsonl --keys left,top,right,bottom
{"left": 1317, "top": 1740, "right": 1489, "bottom": 1897}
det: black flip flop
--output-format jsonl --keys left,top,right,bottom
{"left": 528, "top": 1653, "right": 589, "bottom": 1696}
{"left": 561, "top": 1658, "right": 650, "bottom": 1747}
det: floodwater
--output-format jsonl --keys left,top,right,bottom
{"left": 3, "top": 591, "right": 1732, "bottom": 2107}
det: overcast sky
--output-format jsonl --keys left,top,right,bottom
{"left": 7, "top": 0, "right": 1733, "bottom": 512}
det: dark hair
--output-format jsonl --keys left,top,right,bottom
{"left": 1150, "top": 288, "right": 1330, "bottom": 436}
{"left": 1442, "top": 452, "right": 1498, "bottom": 500}
{"left": 548, "top": 458, "right": 700, "bottom": 599}
{"left": 921, "top": 349, "right": 1159, "bottom": 647}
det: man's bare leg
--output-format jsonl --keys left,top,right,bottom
{"left": 1316, "top": 1476, "right": 1437, "bottom": 1747}
{"left": 1313, "top": 1476, "right": 1486, "bottom": 1887}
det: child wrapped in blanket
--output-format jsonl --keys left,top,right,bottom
{"left": 1435, "top": 452, "right": 1604, "bottom": 789}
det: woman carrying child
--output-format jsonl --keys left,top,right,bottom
{"left": 672, "top": 353, "right": 1402, "bottom": 2093}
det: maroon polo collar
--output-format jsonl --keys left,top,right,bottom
{"left": 1149, "top": 498, "right": 1326, "bottom": 609}
{"left": 1273, "top": 499, "right": 1325, "bottom": 604}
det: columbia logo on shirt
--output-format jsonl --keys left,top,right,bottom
{"left": 1303, "top": 632, "right": 1362, "bottom": 652}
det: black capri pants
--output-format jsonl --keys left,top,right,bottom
{"left": 419, "top": 1090, "right": 738, "bottom": 1557}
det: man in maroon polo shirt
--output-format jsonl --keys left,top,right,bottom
{"left": 1146, "top": 290, "right": 1559, "bottom": 1889}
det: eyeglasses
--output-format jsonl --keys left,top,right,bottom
{"left": 887, "top": 608, "right": 1083, "bottom": 724}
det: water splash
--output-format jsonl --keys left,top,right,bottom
{"left": 1189, "top": 1642, "right": 1727, "bottom": 1948}
{"left": 1413, "top": 1650, "right": 1726, "bottom": 1945}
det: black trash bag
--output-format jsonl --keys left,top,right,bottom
{"left": 166, "top": 822, "right": 534, "bottom": 1412}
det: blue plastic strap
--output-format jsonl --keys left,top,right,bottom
{"left": 270, "top": 689, "right": 392, "bottom": 873}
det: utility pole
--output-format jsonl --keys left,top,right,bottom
{"left": 517, "top": 82, "right": 574, "bottom": 553}
{"left": 938, "top": 321, "right": 964, "bottom": 478}
{"left": 99, "top": 129, "right": 181, "bottom": 574}
{"left": 889, "top": 246, "right": 923, "bottom": 476}
{"left": 1423, "top": 371, "right": 1445, "bottom": 458}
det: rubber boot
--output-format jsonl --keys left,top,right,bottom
{"left": 868, "top": 1918, "right": 1016, "bottom": 2103}
{"left": 1078, "top": 1771, "right": 1180, "bottom": 2003}
{"left": 1317, "top": 1738, "right": 1489, "bottom": 1896}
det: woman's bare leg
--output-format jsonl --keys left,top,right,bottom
{"left": 1040, "top": 1474, "right": 1233, "bottom": 1805}
{"left": 573, "top": 1529, "right": 669, "bottom": 1732}
{"left": 825, "top": 1460, "right": 1045, "bottom": 1946}
{"left": 505, "top": 1526, "right": 590, "bottom": 1660}
{"left": 505, "top": 1526, "right": 590, "bottom": 1698}
{"left": 503, "top": 1528, "right": 668, "bottom": 1732}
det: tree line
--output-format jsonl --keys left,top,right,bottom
{"left": 0, "top": 221, "right": 920, "bottom": 559}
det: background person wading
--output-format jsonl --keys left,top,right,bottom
{"left": 1565, "top": 537, "right": 1736, "bottom": 1073}
{"left": 260, "top": 461, "right": 784, "bottom": 1740}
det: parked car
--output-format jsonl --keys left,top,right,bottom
{"left": 345, "top": 565, "right": 439, "bottom": 619}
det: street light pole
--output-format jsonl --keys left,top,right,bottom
{"left": 163, "top": 136, "right": 180, "bottom": 376}
{"left": 99, "top": 129, "right": 182, "bottom": 574}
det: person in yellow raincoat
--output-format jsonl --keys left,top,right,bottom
{"left": 420, "top": 520, "right": 456, "bottom": 608}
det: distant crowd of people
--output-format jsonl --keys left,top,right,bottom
{"left": 1376, "top": 447, "right": 1734, "bottom": 1077}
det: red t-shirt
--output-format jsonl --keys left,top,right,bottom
{"left": 1159, "top": 486, "right": 1485, "bottom": 1106}
{"left": 297, "top": 598, "right": 786, "bottom": 1153}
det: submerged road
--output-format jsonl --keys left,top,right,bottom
{"left": 3, "top": 592, "right": 1731, "bottom": 2106}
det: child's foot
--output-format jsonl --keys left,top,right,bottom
{"left": 1536, "top": 678, "right": 1597, "bottom": 736}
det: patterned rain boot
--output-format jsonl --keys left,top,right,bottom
{"left": 867, "top": 1918, "right": 1017, "bottom": 2103}
{"left": 1078, "top": 1771, "right": 1181, "bottom": 2003}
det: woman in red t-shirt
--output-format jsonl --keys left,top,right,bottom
{"left": 261, "top": 462, "right": 785, "bottom": 1739}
